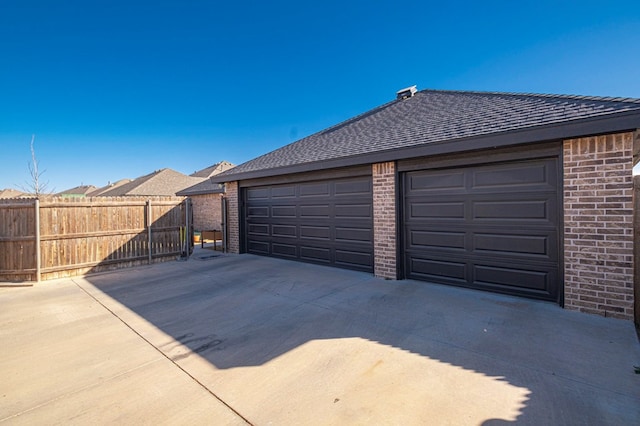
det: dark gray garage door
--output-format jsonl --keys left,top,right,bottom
{"left": 402, "top": 158, "right": 560, "bottom": 301}
{"left": 243, "top": 176, "right": 373, "bottom": 272}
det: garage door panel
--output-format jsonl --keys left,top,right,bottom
{"left": 403, "top": 157, "right": 559, "bottom": 301}
{"left": 272, "top": 225, "right": 297, "bottom": 238}
{"left": 409, "top": 171, "right": 466, "bottom": 192}
{"left": 409, "top": 257, "right": 467, "bottom": 283}
{"left": 247, "top": 188, "right": 270, "bottom": 200}
{"left": 272, "top": 243, "right": 297, "bottom": 258}
{"left": 472, "top": 199, "right": 554, "bottom": 221}
{"left": 248, "top": 223, "right": 270, "bottom": 236}
{"left": 300, "top": 246, "right": 331, "bottom": 263}
{"left": 335, "top": 179, "right": 371, "bottom": 195}
{"left": 272, "top": 186, "right": 296, "bottom": 198}
{"left": 335, "top": 204, "right": 371, "bottom": 218}
{"left": 409, "top": 230, "right": 466, "bottom": 250}
{"left": 244, "top": 176, "right": 373, "bottom": 273}
{"left": 336, "top": 227, "right": 373, "bottom": 243}
{"left": 474, "top": 233, "right": 554, "bottom": 258}
{"left": 248, "top": 240, "right": 270, "bottom": 255}
{"left": 473, "top": 264, "right": 556, "bottom": 294}
{"left": 299, "top": 182, "right": 330, "bottom": 197}
{"left": 300, "top": 225, "right": 330, "bottom": 240}
{"left": 300, "top": 205, "right": 330, "bottom": 218}
{"left": 410, "top": 202, "right": 465, "bottom": 219}
{"left": 471, "top": 162, "right": 551, "bottom": 189}
{"left": 335, "top": 250, "right": 373, "bottom": 270}
{"left": 247, "top": 206, "right": 269, "bottom": 218}
{"left": 272, "top": 205, "right": 297, "bottom": 218}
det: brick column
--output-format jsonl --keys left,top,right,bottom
{"left": 225, "top": 181, "right": 240, "bottom": 254}
{"left": 563, "top": 132, "right": 635, "bottom": 320}
{"left": 372, "top": 162, "right": 397, "bottom": 279}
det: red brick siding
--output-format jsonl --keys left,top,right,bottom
{"left": 226, "top": 181, "right": 240, "bottom": 254}
{"left": 190, "top": 193, "right": 223, "bottom": 231}
{"left": 563, "top": 132, "right": 635, "bottom": 320}
{"left": 373, "top": 162, "right": 397, "bottom": 279}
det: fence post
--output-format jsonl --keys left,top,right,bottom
{"left": 35, "top": 198, "right": 41, "bottom": 283}
{"left": 147, "top": 199, "right": 152, "bottom": 264}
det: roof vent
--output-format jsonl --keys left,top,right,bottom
{"left": 396, "top": 85, "right": 417, "bottom": 100}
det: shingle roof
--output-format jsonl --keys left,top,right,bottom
{"left": 0, "top": 188, "right": 27, "bottom": 199}
{"left": 176, "top": 180, "right": 225, "bottom": 196}
{"left": 189, "top": 161, "right": 235, "bottom": 178}
{"left": 88, "top": 179, "right": 133, "bottom": 197}
{"left": 214, "top": 89, "right": 640, "bottom": 182}
{"left": 98, "top": 168, "right": 203, "bottom": 197}
{"left": 176, "top": 161, "right": 235, "bottom": 195}
{"left": 56, "top": 185, "right": 97, "bottom": 196}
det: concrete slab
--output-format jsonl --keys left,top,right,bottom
{"left": 0, "top": 277, "right": 247, "bottom": 425}
{"left": 1, "top": 251, "right": 639, "bottom": 424}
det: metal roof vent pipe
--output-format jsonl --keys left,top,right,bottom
{"left": 396, "top": 85, "right": 417, "bottom": 100}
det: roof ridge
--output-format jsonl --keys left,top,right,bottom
{"left": 419, "top": 88, "right": 640, "bottom": 104}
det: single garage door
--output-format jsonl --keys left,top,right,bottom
{"left": 243, "top": 175, "right": 373, "bottom": 272}
{"left": 402, "top": 157, "right": 560, "bottom": 301}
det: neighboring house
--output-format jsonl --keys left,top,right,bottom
{"left": 97, "top": 168, "right": 202, "bottom": 197}
{"left": 177, "top": 161, "right": 235, "bottom": 231}
{"left": 189, "top": 160, "right": 235, "bottom": 179}
{"left": 0, "top": 189, "right": 27, "bottom": 199}
{"left": 213, "top": 87, "right": 640, "bottom": 320}
{"left": 57, "top": 185, "right": 97, "bottom": 198}
{"left": 88, "top": 179, "right": 133, "bottom": 197}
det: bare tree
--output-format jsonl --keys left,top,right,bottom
{"left": 20, "top": 135, "right": 52, "bottom": 196}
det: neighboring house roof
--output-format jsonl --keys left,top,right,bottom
{"left": 0, "top": 188, "right": 27, "bottom": 199}
{"left": 178, "top": 161, "right": 235, "bottom": 196}
{"left": 176, "top": 180, "right": 225, "bottom": 196}
{"left": 98, "top": 168, "right": 203, "bottom": 196}
{"left": 213, "top": 89, "right": 640, "bottom": 182}
{"left": 190, "top": 161, "right": 235, "bottom": 178}
{"left": 88, "top": 179, "right": 133, "bottom": 197}
{"left": 57, "top": 185, "right": 97, "bottom": 197}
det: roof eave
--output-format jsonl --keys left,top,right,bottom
{"left": 176, "top": 188, "right": 225, "bottom": 196}
{"left": 212, "top": 111, "right": 640, "bottom": 183}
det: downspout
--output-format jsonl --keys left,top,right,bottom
{"left": 221, "top": 196, "right": 227, "bottom": 253}
{"left": 147, "top": 199, "right": 152, "bottom": 264}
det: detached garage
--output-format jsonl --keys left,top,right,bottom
{"left": 214, "top": 88, "right": 640, "bottom": 320}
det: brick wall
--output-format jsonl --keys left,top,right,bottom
{"left": 635, "top": 175, "right": 640, "bottom": 328}
{"left": 226, "top": 181, "right": 240, "bottom": 254}
{"left": 190, "top": 193, "right": 223, "bottom": 231}
{"left": 372, "top": 162, "right": 397, "bottom": 279}
{"left": 563, "top": 131, "right": 635, "bottom": 320}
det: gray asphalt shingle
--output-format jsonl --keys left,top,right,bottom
{"left": 215, "top": 89, "right": 640, "bottom": 180}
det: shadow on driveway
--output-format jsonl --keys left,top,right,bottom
{"left": 72, "top": 252, "right": 640, "bottom": 424}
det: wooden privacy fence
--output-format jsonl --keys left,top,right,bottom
{"left": 0, "top": 196, "right": 192, "bottom": 282}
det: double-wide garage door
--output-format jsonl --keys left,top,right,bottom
{"left": 402, "top": 157, "right": 560, "bottom": 301}
{"left": 243, "top": 175, "right": 374, "bottom": 272}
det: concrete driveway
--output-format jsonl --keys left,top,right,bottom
{"left": 1, "top": 250, "right": 639, "bottom": 425}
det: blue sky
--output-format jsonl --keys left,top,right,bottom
{"left": 1, "top": 0, "right": 639, "bottom": 192}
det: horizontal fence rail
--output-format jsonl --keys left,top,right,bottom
{"left": 0, "top": 196, "right": 190, "bottom": 282}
